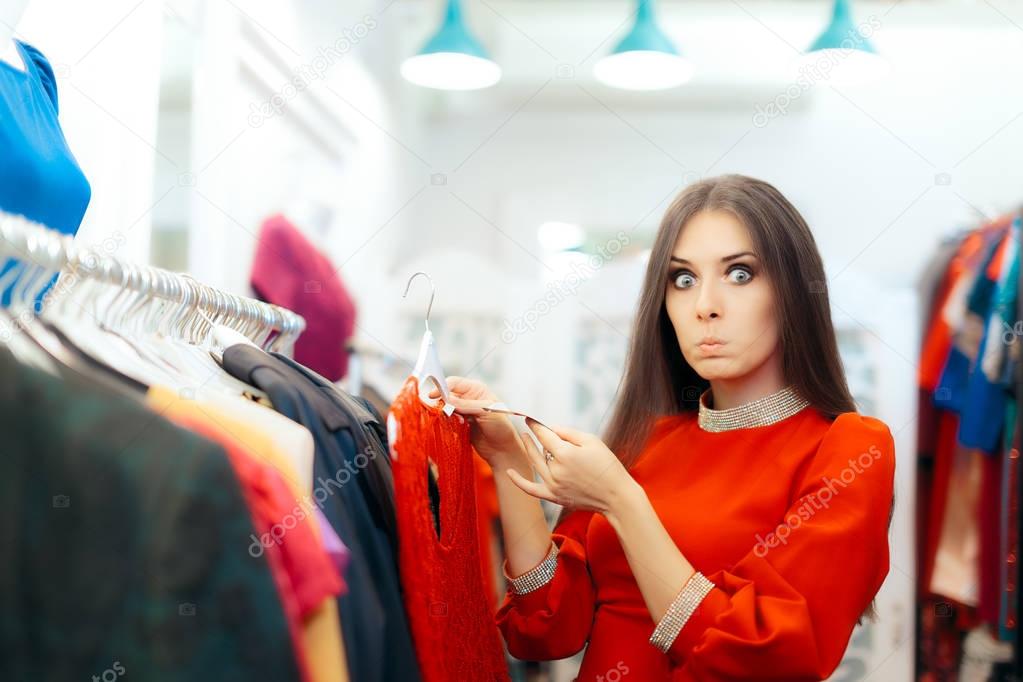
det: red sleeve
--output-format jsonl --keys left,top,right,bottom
{"left": 495, "top": 510, "right": 597, "bottom": 660}
{"left": 667, "top": 413, "right": 896, "bottom": 681}
{"left": 261, "top": 471, "right": 344, "bottom": 617}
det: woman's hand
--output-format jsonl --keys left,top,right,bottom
{"left": 427, "top": 376, "right": 525, "bottom": 468}
{"left": 506, "top": 419, "right": 639, "bottom": 517}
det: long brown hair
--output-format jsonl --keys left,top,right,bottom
{"left": 561, "top": 174, "right": 890, "bottom": 623}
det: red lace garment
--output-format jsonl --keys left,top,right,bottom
{"left": 388, "top": 376, "right": 509, "bottom": 682}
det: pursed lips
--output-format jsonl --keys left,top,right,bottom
{"left": 697, "top": 338, "right": 726, "bottom": 353}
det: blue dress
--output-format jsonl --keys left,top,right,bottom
{"left": 0, "top": 40, "right": 91, "bottom": 308}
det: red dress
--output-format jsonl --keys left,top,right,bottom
{"left": 389, "top": 376, "right": 510, "bottom": 681}
{"left": 496, "top": 407, "right": 895, "bottom": 681}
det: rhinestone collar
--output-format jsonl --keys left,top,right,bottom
{"left": 697, "top": 385, "right": 809, "bottom": 432}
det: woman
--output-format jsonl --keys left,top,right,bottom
{"left": 439, "top": 174, "right": 896, "bottom": 681}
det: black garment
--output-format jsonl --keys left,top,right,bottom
{"left": 222, "top": 344, "right": 421, "bottom": 682}
{"left": 270, "top": 351, "right": 399, "bottom": 549}
{"left": 270, "top": 351, "right": 441, "bottom": 539}
{"left": 0, "top": 344, "right": 301, "bottom": 682}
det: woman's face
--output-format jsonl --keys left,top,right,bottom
{"left": 664, "top": 209, "right": 781, "bottom": 382}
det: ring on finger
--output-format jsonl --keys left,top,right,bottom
{"left": 545, "top": 450, "right": 555, "bottom": 464}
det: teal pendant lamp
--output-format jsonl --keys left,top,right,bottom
{"left": 804, "top": 0, "right": 888, "bottom": 84}
{"left": 593, "top": 0, "right": 694, "bottom": 90}
{"left": 401, "top": 0, "right": 501, "bottom": 91}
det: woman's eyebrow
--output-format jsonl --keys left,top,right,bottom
{"left": 670, "top": 251, "right": 757, "bottom": 265}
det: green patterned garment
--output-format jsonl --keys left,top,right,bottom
{"left": 0, "top": 345, "right": 302, "bottom": 681}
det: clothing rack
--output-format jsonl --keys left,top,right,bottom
{"left": 1017, "top": 246, "right": 1023, "bottom": 680}
{"left": 915, "top": 212, "right": 1022, "bottom": 680}
{"left": 0, "top": 210, "right": 305, "bottom": 349}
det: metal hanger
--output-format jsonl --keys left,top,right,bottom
{"left": 0, "top": 211, "right": 306, "bottom": 395}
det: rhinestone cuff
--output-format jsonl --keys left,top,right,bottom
{"left": 507, "top": 542, "right": 559, "bottom": 595}
{"left": 698, "top": 385, "right": 809, "bottom": 432}
{"left": 649, "top": 571, "right": 716, "bottom": 653}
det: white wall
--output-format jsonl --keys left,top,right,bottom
{"left": 383, "top": 1, "right": 1023, "bottom": 292}
{"left": 17, "top": 0, "right": 165, "bottom": 264}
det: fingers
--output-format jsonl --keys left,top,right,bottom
{"left": 547, "top": 424, "right": 588, "bottom": 446}
{"left": 441, "top": 395, "right": 488, "bottom": 416}
{"left": 423, "top": 387, "right": 497, "bottom": 417}
{"left": 518, "top": 432, "right": 555, "bottom": 486}
{"left": 427, "top": 375, "right": 499, "bottom": 406}
{"left": 429, "top": 375, "right": 464, "bottom": 399}
{"left": 526, "top": 418, "right": 570, "bottom": 455}
{"left": 426, "top": 375, "right": 466, "bottom": 399}
{"left": 505, "top": 469, "right": 562, "bottom": 504}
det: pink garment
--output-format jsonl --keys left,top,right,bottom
{"left": 251, "top": 214, "right": 356, "bottom": 381}
{"left": 314, "top": 507, "right": 350, "bottom": 587}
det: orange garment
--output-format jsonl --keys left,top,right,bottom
{"left": 497, "top": 408, "right": 895, "bottom": 681}
{"left": 146, "top": 387, "right": 349, "bottom": 682}
{"left": 474, "top": 455, "right": 500, "bottom": 607}
{"left": 388, "top": 376, "right": 510, "bottom": 681}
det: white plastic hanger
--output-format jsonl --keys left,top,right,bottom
{"left": 387, "top": 271, "right": 455, "bottom": 458}
{"left": 404, "top": 271, "right": 453, "bottom": 414}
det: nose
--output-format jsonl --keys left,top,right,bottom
{"left": 695, "top": 280, "right": 721, "bottom": 321}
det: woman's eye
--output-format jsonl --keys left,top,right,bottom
{"left": 727, "top": 265, "right": 753, "bottom": 284}
{"left": 672, "top": 271, "right": 696, "bottom": 289}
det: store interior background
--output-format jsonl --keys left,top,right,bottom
{"left": 15, "top": 0, "right": 1023, "bottom": 679}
